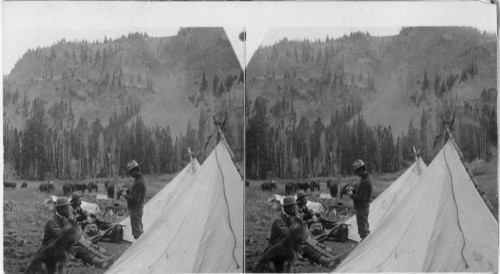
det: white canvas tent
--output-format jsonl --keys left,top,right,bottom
{"left": 335, "top": 140, "right": 498, "bottom": 272}
{"left": 119, "top": 159, "right": 200, "bottom": 242}
{"left": 344, "top": 157, "right": 427, "bottom": 242}
{"left": 107, "top": 141, "right": 243, "bottom": 273}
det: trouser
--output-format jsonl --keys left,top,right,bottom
{"left": 129, "top": 206, "right": 144, "bottom": 239}
{"left": 302, "top": 245, "right": 322, "bottom": 262}
{"left": 74, "top": 246, "right": 98, "bottom": 263}
{"left": 355, "top": 206, "right": 370, "bottom": 240}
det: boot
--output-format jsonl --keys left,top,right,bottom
{"left": 318, "top": 254, "right": 342, "bottom": 268}
{"left": 91, "top": 254, "right": 116, "bottom": 269}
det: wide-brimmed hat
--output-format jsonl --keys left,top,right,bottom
{"left": 283, "top": 196, "right": 297, "bottom": 206}
{"left": 353, "top": 159, "right": 365, "bottom": 171}
{"left": 56, "top": 197, "right": 70, "bottom": 207}
{"left": 127, "top": 160, "right": 139, "bottom": 172}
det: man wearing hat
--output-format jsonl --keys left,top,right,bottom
{"left": 268, "top": 196, "right": 342, "bottom": 268}
{"left": 296, "top": 191, "right": 326, "bottom": 237}
{"left": 347, "top": 159, "right": 373, "bottom": 240}
{"left": 70, "top": 193, "right": 96, "bottom": 228}
{"left": 41, "top": 197, "right": 114, "bottom": 268}
{"left": 121, "top": 160, "right": 147, "bottom": 240}
{"left": 296, "top": 191, "right": 320, "bottom": 224}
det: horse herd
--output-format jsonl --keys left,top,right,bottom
{"left": 3, "top": 181, "right": 22, "bottom": 189}
{"left": 3, "top": 180, "right": 129, "bottom": 199}
{"left": 249, "top": 179, "right": 357, "bottom": 198}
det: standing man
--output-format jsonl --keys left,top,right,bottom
{"left": 346, "top": 159, "right": 373, "bottom": 241}
{"left": 121, "top": 160, "right": 147, "bottom": 240}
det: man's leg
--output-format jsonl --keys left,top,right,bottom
{"left": 302, "top": 245, "right": 341, "bottom": 268}
{"left": 129, "top": 207, "right": 144, "bottom": 239}
{"left": 74, "top": 246, "right": 113, "bottom": 269}
{"left": 355, "top": 207, "right": 370, "bottom": 240}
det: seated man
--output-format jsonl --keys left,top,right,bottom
{"left": 296, "top": 191, "right": 325, "bottom": 235}
{"left": 268, "top": 196, "right": 342, "bottom": 268}
{"left": 42, "top": 197, "right": 114, "bottom": 269}
{"left": 296, "top": 192, "right": 319, "bottom": 223}
{"left": 70, "top": 193, "right": 96, "bottom": 228}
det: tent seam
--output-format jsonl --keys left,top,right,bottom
{"left": 215, "top": 144, "right": 240, "bottom": 269}
{"left": 443, "top": 146, "right": 469, "bottom": 269}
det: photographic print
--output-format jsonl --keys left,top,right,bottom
{"left": 245, "top": 21, "right": 497, "bottom": 274}
{"left": 3, "top": 4, "right": 244, "bottom": 273}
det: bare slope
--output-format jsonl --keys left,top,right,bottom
{"left": 4, "top": 28, "right": 243, "bottom": 136}
{"left": 246, "top": 27, "right": 497, "bottom": 135}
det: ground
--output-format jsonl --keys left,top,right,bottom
{"left": 3, "top": 172, "right": 176, "bottom": 274}
{"left": 245, "top": 155, "right": 498, "bottom": 273}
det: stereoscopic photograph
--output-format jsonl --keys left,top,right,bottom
{"left": 245, "top": 23, "right": 497, "bottom": 272}
{"left": 3, "top": 5, "right": 244, "bottom": 272}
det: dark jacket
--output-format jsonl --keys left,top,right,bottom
{"left": 124, "top": 174, "right": 147, "bottom": 208}
{"left": 42, "top": 213, "right": 68, "bottom": 247}
{"left": 269, "top": 212, "right": 303, "bottom": 246}
{"left": 351, "top": 173, "right": 373, "bottom": 209}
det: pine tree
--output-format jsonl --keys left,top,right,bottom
{"left": 460, "top": 68, "right": 468, "bottom": 82}
{"left": 198, "top": 109, "right": 206, "bottom": 152}
{"left": 434, "top": 74, "right": 441, "bottom": 94}
{"left": 200, "top": 70, "right": 208, "bottom": 92}
{"left": 421, "top": 70, "right": 429, "bottom": 91}
{"left": 20, "top": 97, "right": 47, "bottom": 179}
{"left": 212, "top": 74, "right": 219, "bottom": 95}
{"left": 246, "top": 96, "right": 269, "bottom": 179}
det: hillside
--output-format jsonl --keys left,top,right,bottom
{"left": 245, "top": 27, "right": 497, "bottom": 179}
{"left": 4, "top": 27, "right": 244, "bottom": 137}
{"left": 246, "top": 27, "right": 497, "bottom": 136}
{"left": 3, "top": 27, "right": 244, "bottom": 180}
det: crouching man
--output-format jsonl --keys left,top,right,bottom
{"left": 268, "top": 196, "right": 342, "bottom": 268}
{"left": 42, "top": 197, "right": 114, "bottom": 269}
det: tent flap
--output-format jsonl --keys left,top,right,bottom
{"left": 335, "top": 140, "right": 498, "bottom": 272}
{"left": 120, "top": 159, "right": 200, "bottom": 242}
{"left": 107, "top": 142, "right": 243, "bottom": 273}
{"left": 344, "top": 158, "right": 427, "bottom": 242}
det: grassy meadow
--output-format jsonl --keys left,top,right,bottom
{"left": 3, "top": 173, "right": 177, "bottom": 274}
{"left": 245, "top": 156, "right": 498, "bottom": 273}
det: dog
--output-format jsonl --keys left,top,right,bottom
{"left": 25, "top": 219, "right": 82, "bottom": 274}
{"left": 253, "top": 223, "right": 308, "bottom": 273}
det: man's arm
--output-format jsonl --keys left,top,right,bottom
{"left": 44, "top": 219, "right": 63, "bottom": 240}
{"left": 269, "top": 217, "right": 289, "bottom": 245}
{"left": 350, "top": 181, "right": 369, "bottom": 203}
{"left": 124, "top": 183, "right": 143, "bottom": 204}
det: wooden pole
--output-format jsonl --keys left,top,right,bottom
{"left": 187, "top": 147, "right": 196, "bottom": 174}
{"left": 413, "top": 146, "right": 421, "bottom": 175}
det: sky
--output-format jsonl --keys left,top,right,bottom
{"left": 2, "top": 1, "right": 497, "bottom": 73}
